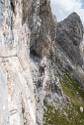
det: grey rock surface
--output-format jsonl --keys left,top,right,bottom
{"left": 54, "top": 12, "right": 84, "bottom": 87}
{"left": 56, "top": 12, "right": 83, "bottom": 66}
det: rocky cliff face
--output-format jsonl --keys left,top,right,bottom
{"left": 56, "top": 12, "right": 83, "bottom": 66}
{"left": 0, "top": 0, "right": 57, "bottom": 125}
{"left": 0, "top": 0, "right": 84, "bottom": 125}
{"left": 54, "top": 12, "right": 84, "bottom": 88}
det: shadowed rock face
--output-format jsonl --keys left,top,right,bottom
{"left": 56, "top": 12, "right": 83, "bottom": 66}
{"left": 29, "top": 0, "right": 56, "bottom": 58}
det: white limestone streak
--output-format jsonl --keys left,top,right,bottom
{"left": 28, "top": 100, "right": 36, "bottom": 124}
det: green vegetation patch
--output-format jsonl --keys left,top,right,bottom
{"left": 61, "top": 74, "right": 84, "bottom": 102}
{"left": 43, "top": 74, "right": 84, "bottom": 125}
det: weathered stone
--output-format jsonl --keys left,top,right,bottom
{"left": 80, "top": 106, "right": 83, "bottom": 113}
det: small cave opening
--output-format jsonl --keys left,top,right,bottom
{"left": 30, "top": 47, "right": 42, "bottom": 59}
{"left": 39, "top": 66, "right": 45, "bottom": 74}
{"left": 30, "top": 49, "right": 39, "bottom": 57}
{"left": 11, "top": 1, "right": 15, "bottom": 13}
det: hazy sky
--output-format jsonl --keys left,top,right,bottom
{"left": 51, "top": 0, "right": 84, "bottom": 25}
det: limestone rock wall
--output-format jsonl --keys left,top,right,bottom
{"left": 0, "top": 0, "right": 36, "bottom": 125}
{"left": 0, "top": 0, "right": 60, "bottom": 125}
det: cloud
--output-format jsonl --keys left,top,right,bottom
{"left": 51, "top": 0, "right": 84, "bottom": 25}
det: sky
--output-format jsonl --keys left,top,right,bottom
{"left": 51, "top": 0, "right": 84, "bottom": 25}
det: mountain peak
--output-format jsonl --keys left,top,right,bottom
{"left": 56, "top": 12, "right": 84, "bottom": 66}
